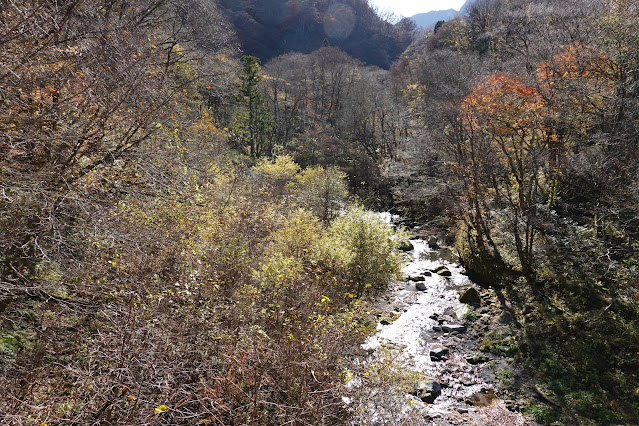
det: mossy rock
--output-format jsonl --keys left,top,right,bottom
{"left": 432, "top": 265, "right": 452, "bottom": 277}
{"left": 459, "top": 287, "right": 481, "bottom": 305}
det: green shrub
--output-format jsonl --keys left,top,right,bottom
{"left": 296, "top": 166, "right": 349, "bottom": 221}
{"left": 324, "top": 206, "right": 404, "bottom": 297}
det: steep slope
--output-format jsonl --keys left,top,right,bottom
{"left": 459, "top": 0, "right": 474, "bottom": 15}
{"left": 218, "top": 0, "right": 414, "bottom": 68}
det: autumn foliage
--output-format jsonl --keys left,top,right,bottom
{"left": 0, "top": 2, "right": 406, "bottom": 425}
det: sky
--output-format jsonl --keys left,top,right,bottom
{"left": 368, "top": 0, "right": 468, "bottom": 18}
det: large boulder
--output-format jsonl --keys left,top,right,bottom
{"left": 413, "top": 380, "right": 442, "bottom": 403}
{"left": 459, "top": 287, "right": 481, "bottom": 305}
{"left": 398, "top": 240, "right": 414, "bottom": 251}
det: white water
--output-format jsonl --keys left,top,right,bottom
{"left": 348, "top": 214, "right": 493, "bottom": 422}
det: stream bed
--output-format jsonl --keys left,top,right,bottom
{"left": 347, "top": 215, "right": 533, "bottom": 425}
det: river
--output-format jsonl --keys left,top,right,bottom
{"left": 345, "top": 214, "right": 533, "bottom": 425}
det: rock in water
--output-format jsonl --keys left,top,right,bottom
{"left": 430, "top": 345, "right": 449, "bottom": 361}
{"left": 408, "top": 275, "right": 426, "bottom": 282}
{"left": 398, "top": 240, "right": 414, "bottom": 251}
{"left": 415, "top": 282, "right": 427, "bottom": 291}
{"left": 432, "top": 265, "right": 452, "bottom": 277}
{"left": 459, "top": 287, "right": 481, "bottom": 305}
{"left": 428, "top": 237, "right": 439, "bottom": 249}
{"left": 441, "top": 324, "right": 466, "bottom": 333}
{"left": 443, "top": 306, "right": 458, "bottom": 319}
{"left": 470, "top": 389, "right": 498, "bottom": 407}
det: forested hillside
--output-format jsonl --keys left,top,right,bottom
{"left": 218, "top": 0, "right": 416, "bottom": 68}
{"left": 387, "top": 0, "right": 639, "bottom": 422}
{"left": 2, "top": 0, "right": 639, "bottom": 424}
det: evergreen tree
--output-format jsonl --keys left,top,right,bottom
{"left": 232, "top": 55, "right": 274, "bottom": 157}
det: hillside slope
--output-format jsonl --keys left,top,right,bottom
{"left": 219, "top": 0, "right": 415, "bottom": 68}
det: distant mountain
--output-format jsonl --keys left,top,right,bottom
{"left": 409, "top": 9, "right": 458, "bottom": 30}
{"left": 409, "top": 0, "right": 474, "bottom": 30}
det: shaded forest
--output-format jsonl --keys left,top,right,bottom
{"left": 218, "top": 0, "right": 416, "bottom": 68}
{"left": 1, "top": 0, "right": 639, "bottom": 424}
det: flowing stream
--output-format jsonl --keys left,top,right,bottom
{"left": 347, "top": 214, "right": 532, "bottom": 425}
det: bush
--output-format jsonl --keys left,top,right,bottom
{"left": 296, "top": 166, "right": 349, "bottom": 221}
{"left": 324, "top": 206, "right": 404, "bottom": 297}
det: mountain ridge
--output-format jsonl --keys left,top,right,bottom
{"left": 410, "top": 9, "right": 458, "bottom": 29}
{"left": 409, "top": 0, "right": 473, "bottom": 30}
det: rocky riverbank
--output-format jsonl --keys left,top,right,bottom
{"left": 346, "top": 218, "right": 536, "bottom": 425}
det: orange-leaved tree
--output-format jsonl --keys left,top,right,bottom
{"left": 455, "top": 73, "right": 554, "bottom": 277}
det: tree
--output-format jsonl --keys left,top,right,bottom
{"left": 1, "top": 0, "right": 217, "bottom": 284}
{"left": 262, "top": 52, "right": 312, "bottom": 149}
{"left": 231, "top": 55, "right": 274, "bottom": 157}
{"left": 456, "top": 73, "right": 550, "bottom": 277}
{"left": 296, "top": 166, "right": 349, "bottom": 222}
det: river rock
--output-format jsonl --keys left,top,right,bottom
{"left": 432, "top": 265, "right": 452, "bottom": 277}
{"left": 465, "top": 354, "right": 490, "bottom": 365}
{"left": 426, "top": 409, "right": 445, "bottom": 419}
{"left": 415, "top": 282, "right": 427, "bottom": 291}
{"left": 423, "top": 271, "right": 432, "bottom": 277}
{"left": 399, "top": 218, "right": 417, "bottom": 228}
{"left": 408, "top": 275, "right": 426, "bottom": 282}
{"left": 455, "top": 303, "right": 469, "bottom": 319}
{"left": 432, "top": 325, "right": 442, "bottom": 332}
{"left": 430, "top": 345, "right": 449, "bottom": 361}
{"left": 398, "top": 240, "right": 414, "bottom": 252}
{"left": 414, "top": 380, "right": 442, "bottom": 403}
{"left": 428, "top": 237, "right": 439, "bottom": 249}
{"left": 459, "top": 287, "right": 481, "bottom": 305}
{"left": 442, "top": 324, "right": 466, "bottom": 333}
